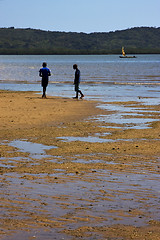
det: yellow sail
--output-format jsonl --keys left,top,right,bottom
{"left": 122, "top": 47, "right": 125, "bottom": 56}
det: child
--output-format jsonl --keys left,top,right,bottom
{"left": 39, "top": 62, "right": 51, "bottom": 98}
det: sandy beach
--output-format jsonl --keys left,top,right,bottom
{"left": 0, "top": 90, "right": 160, "bottom": 240}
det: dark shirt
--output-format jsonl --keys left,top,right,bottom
{"left": 74, "top": 69, "right": 80, "bottom": 84}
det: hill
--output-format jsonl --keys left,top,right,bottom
{"left": 0, "top": 27, "right": 160, "bottom": 54}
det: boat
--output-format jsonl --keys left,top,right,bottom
{"left": 119, "top": 47, "right": 136, "bottom": 58}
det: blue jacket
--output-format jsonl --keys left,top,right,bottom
{"left": 39, "top": 67, "right": 51, "bottom": 79}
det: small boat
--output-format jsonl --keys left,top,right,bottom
{"left": 119, "top": 47, "right": 136, "bottom": 58}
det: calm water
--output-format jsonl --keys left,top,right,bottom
{"left": 0, "top": 54, "right": 160, "bottom": 103}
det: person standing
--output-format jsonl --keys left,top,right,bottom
{"left": 39, "top": 62, "right": 51, "bottom": 98}
{"left": 73, "top": 64, "right": 84, "bottom": 99}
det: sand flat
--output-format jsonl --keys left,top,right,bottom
{"left": 0, "top": 90, "right": 160, "bottom": 240}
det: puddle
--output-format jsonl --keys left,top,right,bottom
{"left": 57, "top": 136, "right": 151, "bottom": 143}
{"left": 101, "top": 125, "right": 122, "bottom": 129}
{"left": 0, "top": 156, "right": 35, "bottom": 169}
{"left": 57, "top": 136, "right": 115, "bottom": 143}
{"left": 96, "top": 103, "right": 159, "bottom": 129}
{"left": 0, "top": 163, "right": 15, "bottom": 168}
{"left": 93, "top": 114, "right": 157, "bottom": 129}
{"left": 95, "top": 132, "right": 111, "bottom": 137}
{"left": 72, "top": 159, "right": 119, "bottom": 164}
{"left": 139, "top": 97, "right": 160, "bottom": 106}
{"left": 8, "top": 140, "right": 57, "bottom": 159}
{"left": 98, "top": 103, "right": 159, "bottom": 113}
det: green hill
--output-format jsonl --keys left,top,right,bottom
{"left": 0, "top": 27, "right": 160, "bottom": 54}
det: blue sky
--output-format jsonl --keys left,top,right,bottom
{"left": 0, "top": 0, "right": 159, "bottom": 33}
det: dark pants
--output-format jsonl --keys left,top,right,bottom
{"left": 42, "top": 78, "right": 48, "bottom": 96}
{"left": 75, "top": 83, "right": 83, "bottom": 98}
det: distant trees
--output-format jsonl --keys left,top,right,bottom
{"left": 0, "top": 27, "right": 160, "bottom": 54}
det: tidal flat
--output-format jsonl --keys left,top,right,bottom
{"left": 0, "top": 90, "right": 160, "bottom": 240}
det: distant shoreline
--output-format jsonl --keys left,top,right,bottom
{"left": 0, "top": 27, "right": 160, "bottom": 55}
{"left": 0, "top": 53, "right": 160, "bottom": 56}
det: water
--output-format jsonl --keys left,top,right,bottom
{"left": 0, "top": 55, "right": 160, "bottom": 238}
{"left": 8, "top": 140, "right": 57, "bottom": 159}
{"left": 57, "top": 136, "right": 115, "bottom": 143}
{"left": 0, "top": 55, "right": 160, "bottom": 127}
{"left": 0, "top": 54, "right": 160, "bottom": 84}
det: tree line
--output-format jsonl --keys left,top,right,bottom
{"left": 0, "top": 27, "right": 160, "bottom": 54}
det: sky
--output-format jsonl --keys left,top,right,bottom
{"left": 0, "top": 0, "right": 159, "bottom": 33}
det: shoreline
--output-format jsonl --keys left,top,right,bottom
{"left": 0, "top": 90, "right": 160, "bottom": 240}
{"left": 0, "top": 90, "right": 104, "bottom": 137}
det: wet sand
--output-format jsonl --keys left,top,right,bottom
{"left": 0, "top": 90, "right": 160, "bottom": 240}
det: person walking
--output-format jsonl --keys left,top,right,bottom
{"left": 73, "top": 64, "right": 84, "bottom": 99}
{"left": 39, "top": 62, "right": 51, "bottom": 98}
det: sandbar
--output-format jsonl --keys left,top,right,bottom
{"left": 0, "top": 90, "right": 160, "bottom": 240}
